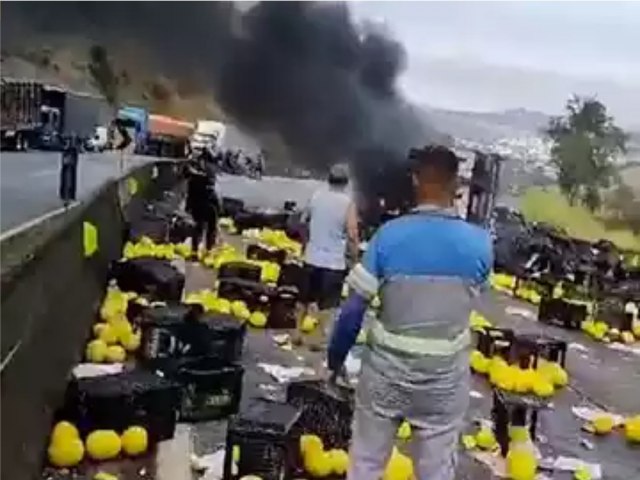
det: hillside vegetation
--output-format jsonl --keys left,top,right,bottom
{"left": 520, "top": 187, "right": 640, "bottom": 251}
{"left": 1, "top": 43, "right": 225, "bottom": 121}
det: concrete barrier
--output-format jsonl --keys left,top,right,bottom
{"left": 0, "top": 160, "right": 182, "bottom": 480}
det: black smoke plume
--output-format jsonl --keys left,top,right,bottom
{"left": 2, "top": 2, "right": 445, "bottom": 206}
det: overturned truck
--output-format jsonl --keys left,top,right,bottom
{"left": 356, "top": 147, "right": 503, "bottom": 238}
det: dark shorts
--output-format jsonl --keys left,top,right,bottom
{"left": 300, "top": 263, "right": 346, "bottom": 310}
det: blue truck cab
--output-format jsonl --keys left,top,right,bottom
{"left": 116, "top": 106, "right": 149, "bottom": 153}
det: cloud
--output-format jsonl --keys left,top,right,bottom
{"left": 402, "top": 57, "right": 640, "bottom": 128}
{"left": 352, "top": 1, "right": 640, "bottom": 127}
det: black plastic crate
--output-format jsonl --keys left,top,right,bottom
{"left": 138, "top": 308, "right": 196, "bottom": 362}
{"left": 143, "top": 303, "right": 196, "bottom": 324}
{"left": 201, "top": 313, "right": 247, "bottom": 362}
{"left": 475, "top": 327, "right": 514, "bottom": 359}
{"left": 221, "top": 197, "right": 246, "bottom": 218}
{"left": 511, "top": 334, "right": 568, "bottom": 368}
{"left": 492, "top": 389, "right": 552, "bottom": 456}
{"left": 224, "top": 400, "right": 301, "bottom": 480}
{"left": 278, "top": 261, "right": 305, "bottom": 290}
{"left": 538, "top": 298, "right": 586, "bottom": 329}
{"left": 286, "top": 380, "right": 354, "bottom": 472}
{"left": 140, "top": 306, "right": 245, "bottom": 364}
{"left": 110, "top": 257, "right": 185, "bottom": 302}
{"left": 168, "top": 213, "right": 195, "bottom": 243}
{"left": 217, "top": 278, "right": 274, "bottom": 310}
{"left": 60, "top": 370, "right": 180, "bottom": 443}
{"left": 218, "top": 261, "right": 262, "bottom": 282}
{"left": 158, "top": 356, "right": 244, "bottom": 422}
{"left": 595, "top": 297, "right": 633, "bottom": 332}
{"left": 246, "top": 243, "right": 287, "bottom": 265}
{"left": 268, "top": 287, "right": 298, "bottom": 329}
{"left": 234, "top": 210, "right": 290, "bottom": 233}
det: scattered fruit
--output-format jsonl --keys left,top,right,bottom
{"left": 506, "top": 443, "right": 537, "bottom": 480}
{"left": 300, "top": 315, "right": 318, "bottom": 333}
{"left": 51, "top": 421, "right": 80, "bottom": 444}
{"left": 86, "top": 339, "right": 108, "bottom": 363}
{"left": 98, "top": 324, "right": 118, "bottom": 345}
{"left": 592, "top": 414, "right": 614, "bottom": 435}
{"left": 396, "top": 421, "right": 412, "bottom": 440}
{"left": 121, "top": 329, "right": 141, "bottom": 352}
{"left": 105, "top": 345, "right": 126, "bottom": 363}
{"left": 620, "top": 331, "right": 635, "bottom": 345}
{"left": 470, "top": 350, "right": 490, "bottom": 374}
{"left": 624, "top": 415, "right": 640, "bottom": 443}
{"left": 382, "top": 447, "right": 414, "bottom": 480}
{"left": 532, "top": 376, "right": 554, "bottom": 398}
{"left": 300, "top": 434, "right": 324, "bottom": 457}
{"left": 215, "top": 298, "right": 232, "bottom": 315}
{"left": 475, "top": 427, "right": 497, "bottom": 450}
{"left": 304, "top": 449, "right": 332, "bottom": 477}
{"left": 48, "top": 437, "right": 85, "bottom": 468}
{"left": 328, "top": 448, "right": 349, "bottom": 475}
{"left": 231, "top": 300, "right": 251, "bottom": 320}
{"left": 248, "top": 311, "right": 267, "bottom": 328}
{"left": 461, "top": 435, "right": 477, "bottom": 450}
{"left": 121, "top": 426, "right": 148, "bottom": 456}
{"left": 93, "top": 323, "right": 107, "bottom": 337}
{"left": 86, "top": 430, "right": 122, "bottom": 461}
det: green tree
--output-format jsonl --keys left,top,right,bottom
{"left": 88, "top": 45, "right": 119, "bottom": 106}
{"left": 546, "top": 95, "right": 627, "bottom": 210}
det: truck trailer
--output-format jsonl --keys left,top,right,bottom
{"left": 0, "top": 78, "right": 111, "bottom": 151}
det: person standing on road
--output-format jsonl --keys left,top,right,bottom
{"left": 327, "top": 145, "right": 493, "bottom": 480}
{"left": 300, "top": 164, "right": 360, "bottom": 316}
{"left": 59, "top": 133, "right": 80, "bottom": 207}
{"left": 185, "top": 149, "right": 220, "bottom": 258}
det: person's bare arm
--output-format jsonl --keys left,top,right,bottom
{"left": 346, "top": 202, "right": 360, "bottom": 264}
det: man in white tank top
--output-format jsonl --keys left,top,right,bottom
{"left": 301, "top": 164, "right": 360, "bottom": 313}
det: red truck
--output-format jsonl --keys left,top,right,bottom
{"left": 145, "top": 114, "right": 194, "bottom": 158}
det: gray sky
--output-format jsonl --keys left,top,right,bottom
{"left": 352, "top": 1, "right": 640, "bottom": 128}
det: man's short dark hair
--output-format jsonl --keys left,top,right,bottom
{"left": 328, "top": 163, "right": 349, "bottom": 187}
{"left": 409, "top": 145, "right": 460, "bottom": 179}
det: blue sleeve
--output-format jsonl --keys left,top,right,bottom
{"left": 327, "top": 293, "right": 367, "bottom": 371}
{"left": 478, "top": 231, "right": 494, "bottom": 285}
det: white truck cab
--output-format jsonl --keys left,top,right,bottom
{"left": 86, "top": 126, "right": 110, "bottom": 152}
{"left": 190, "top": 120, "right": 226, "bottom": 153}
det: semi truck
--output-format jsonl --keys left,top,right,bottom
{"left": 189, "top": 120, "right": 226, "bottom": 153}
{"left": 0, "top": 78, "right": 112, "bottom": 151}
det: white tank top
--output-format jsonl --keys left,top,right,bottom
{"left": 304, "top": 187, "right": 352, "bottom": 270}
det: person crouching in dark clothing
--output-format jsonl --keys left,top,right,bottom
{"left": 185, "top": 153, "right": 220, "bottom": 258}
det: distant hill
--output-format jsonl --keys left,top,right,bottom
{"left": 421, "top": 106, "right": 551, "bottom": 142}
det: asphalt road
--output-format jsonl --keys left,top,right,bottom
{"left": 0, "top": 149, "right": 322, "bottom": 236}
{"left": 183, "top": 239, "right": 640, "bottom": 480}
{"left": 0, "top": 151, "right": 150, "bottom": 233}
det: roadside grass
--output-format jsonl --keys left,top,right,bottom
{"left": 520, "top": 187, "right": 640, "bottom": 251}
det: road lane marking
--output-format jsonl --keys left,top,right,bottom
{"left": 0, "top": 341, "right": 22, "bottom": 374}
{"left": 0, "top": 202, "right": 80, "bottom": 242}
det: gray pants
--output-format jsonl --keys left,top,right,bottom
{"left": 347, "top": 405, "right": 459, "bottom": 480}
{"left": 347, "top": 355, "right": 467, "bottom": 480}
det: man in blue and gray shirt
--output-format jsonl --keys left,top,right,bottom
{"left": 328, "top": 145, "right": 493, "bottom": 479}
